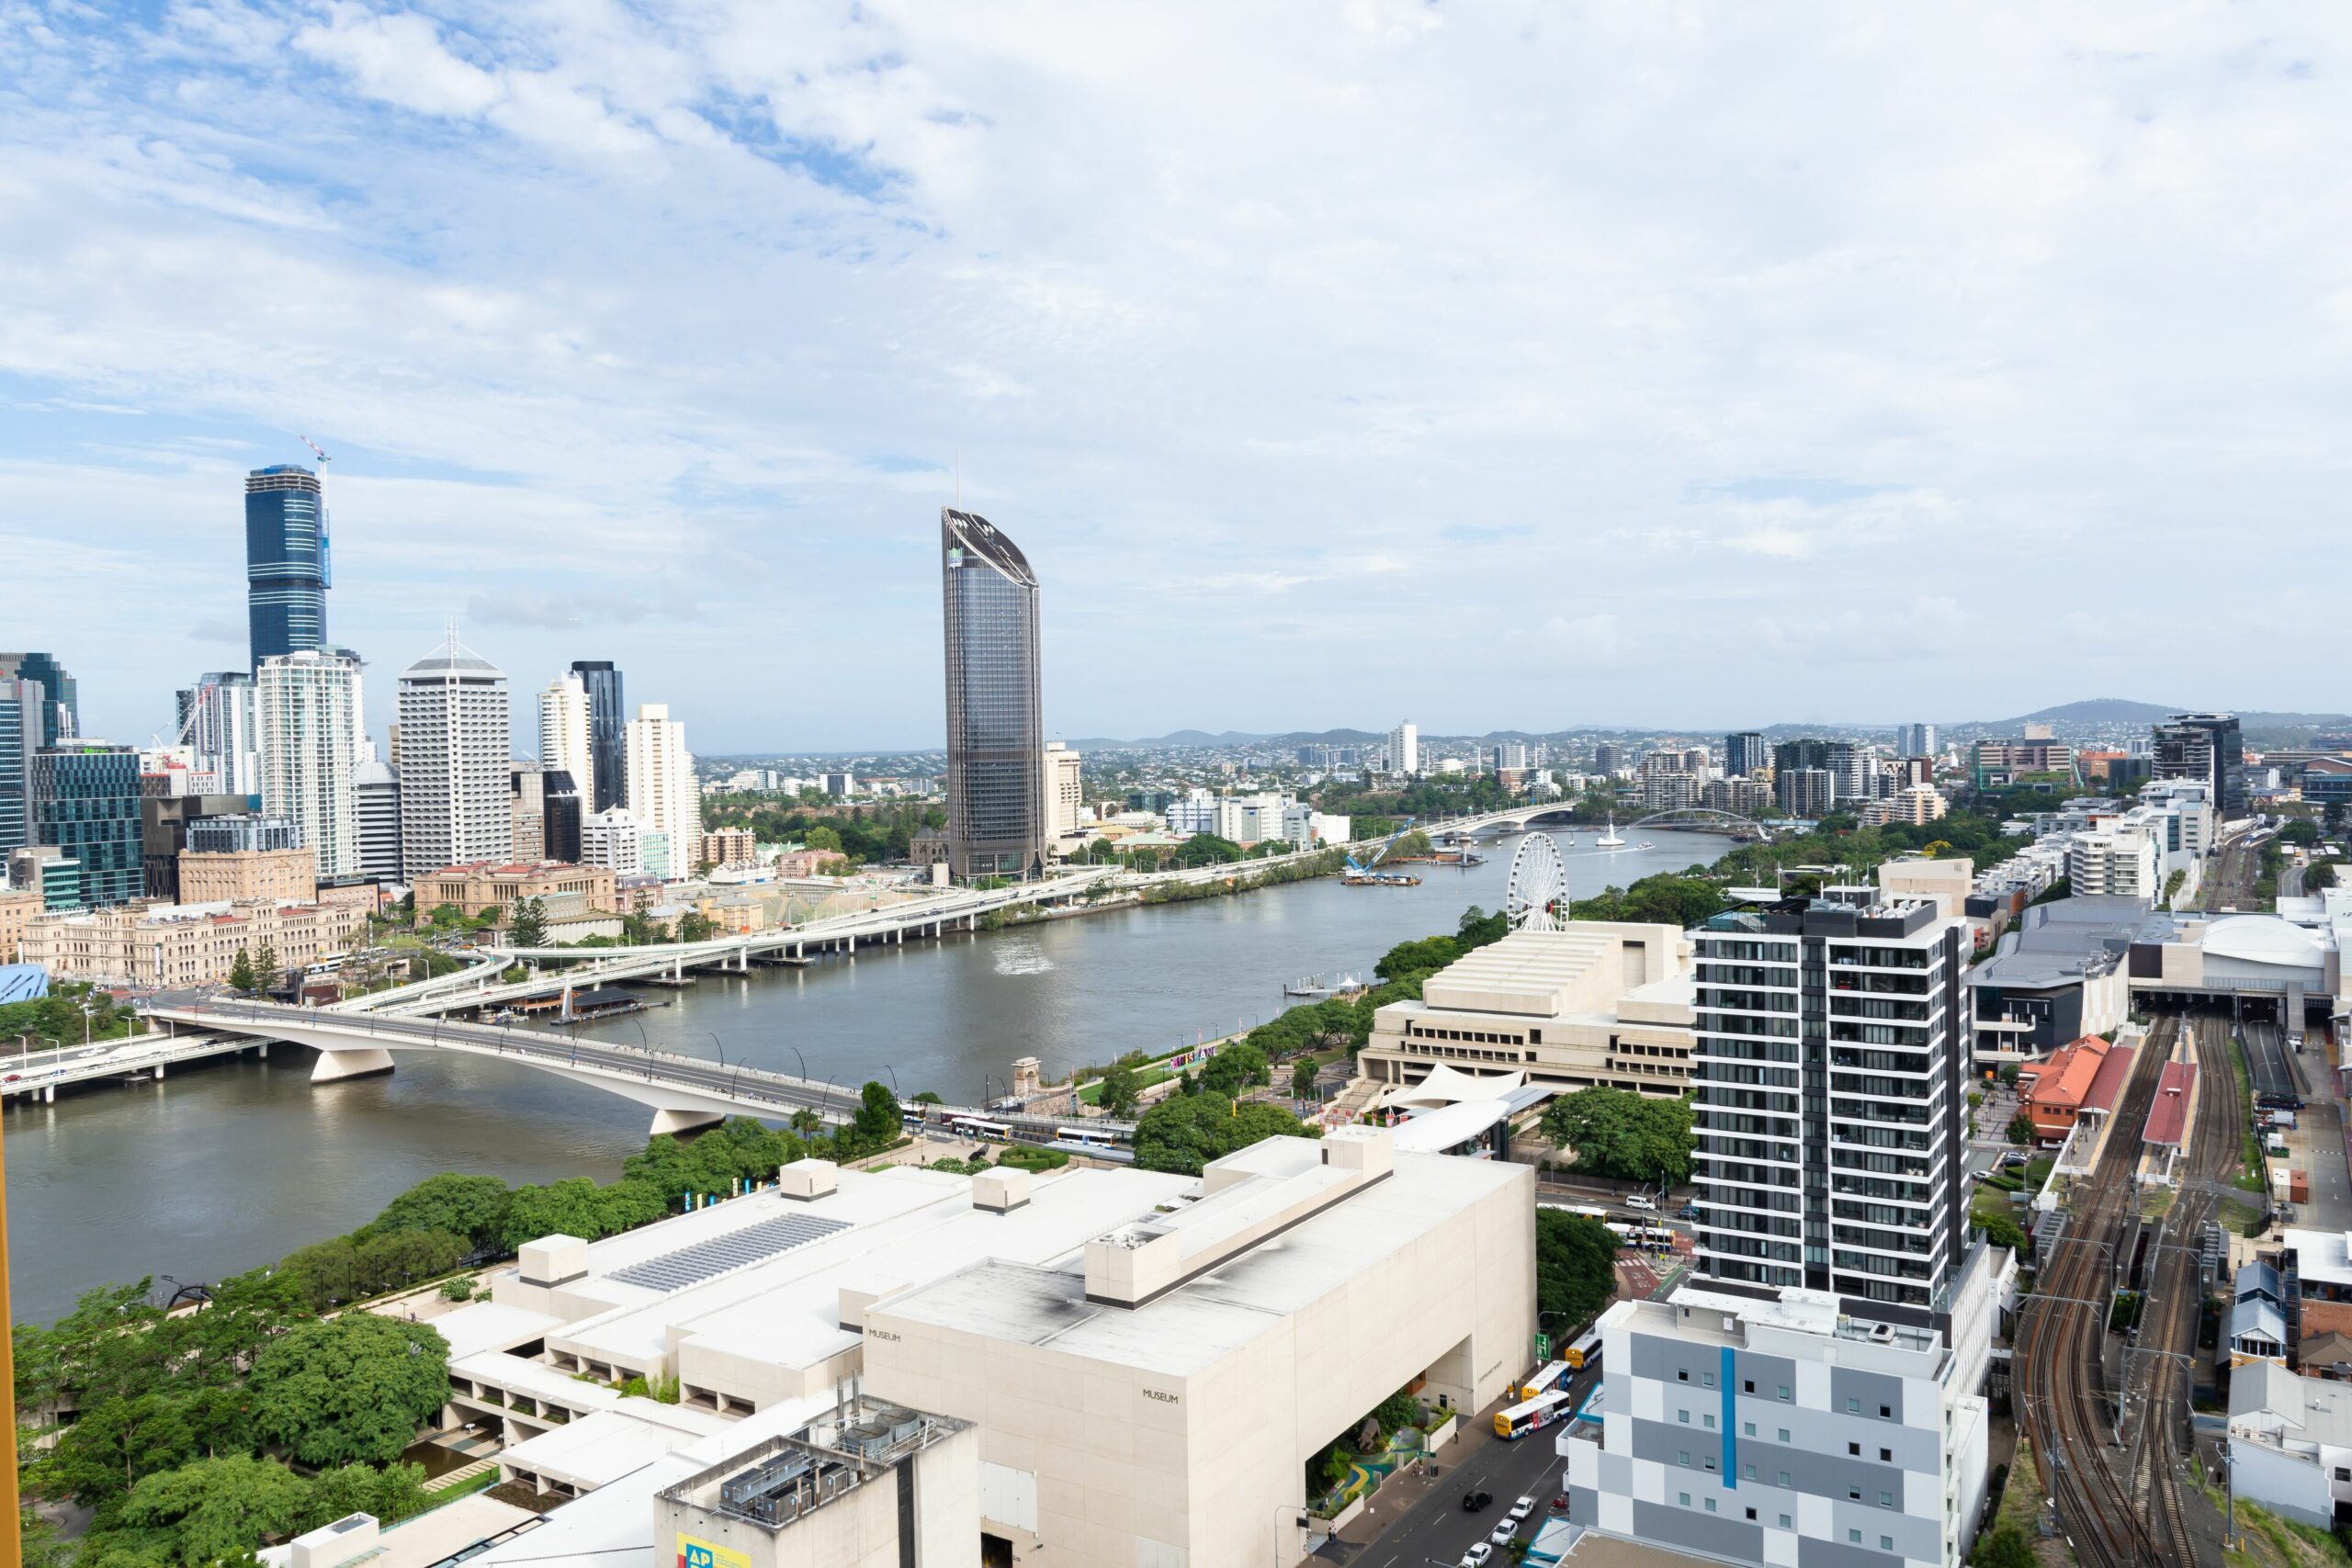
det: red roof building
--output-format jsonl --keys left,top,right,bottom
{"left": 2017, "top": 1035, "right": 2115, "bottom": 1143}
{"left": 2144, "top": 1060, "right": 2195, "bottom": 1148}
{"left": 2081, "top": 1039, "right": 2139, "bottom": 1120}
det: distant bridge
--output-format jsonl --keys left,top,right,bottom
{"left": 1425, "top": 805, "right": 1776, "bottom": 842}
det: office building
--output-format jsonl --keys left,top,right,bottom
{"left": 1724, "top": 731, "right": 1767, "bottom": 777}
{"left": 1043, "top": 741, "right": 1083, "bottom": 841}
{"left": 2154, "top": 713, "right": 2245, "bottom": 815}
{"left": 244, "top": 465, "right": 330, "bottom": 668}
{"left": 31, "top": 743, "right": 142, "bottom": 907}
{"left": 0, "top": 678, "right": 40, "bottom": 855}
{"left": 410, "top": 862, "right": 617, "bottom": 925}
{"left": 1494, "top": 739, "right": 1530, "bottom": 772}
{"left": 354, "top": 754, "right": 403, "bottom": 883}
{"left": 397, "top": 638, "right": 513, "bottom": 879}
{"left": 139, "top": 793, "right": 257, "bottom": 901}
{"left": 821, "top": 770, "right": 854, "bottom": 797}
{"left": 256, "top": 650, "right": 366, "bottom": 882}
{"left": 541, "top": 769, "right": 583, "bottom": 864}
{"left": 571, "top": 660, "right": 628, "bottom": 814}
{"left": 0, "top": 653, "right": 77, "bottom": 747}
{"left": 2064, "top": 825, "right": 2160, "bottom": 899}
{"left": 510, "top": 762, "right": 546, "bottom": 863}
{"left": 624, "top": 705, "right": 699, "bottom": 874}
{"left": 581, "top": 808, "right": 644, "bottom": 875}
{"left": 1387, "top": 719, "right": 1419, "bottom": 776}
{"left": 22, "top": 897, "right": 367, "bottom": 988}
{"left": 175, "top": 671, "right": 262, "bottom": 797}
{"left": 1595, "top": 741, "right": 1628, "bottom": 776}
{"left": 1969, "top": 739, "right": 2075, "bottom": 791}
{"left": 1776, "top": 767, "right": 1834, "bottom": 818}
{"left": 1704, "top": 776, "right": 1776, "bottom": 818}
{"left": 1773, "top": 738, "right": 1866, "bottom": 800}
{"left": 0, "top": 887, "right": 38, "bottom": 963}
{"left": 178, "top": 818, "right": 316, "bottom": 904}
{"left": 1901, "top": 722, "right": 1938, "bottom": 759}
{"left": 538, "top": 672, "right": 592, "bottom": 789}
{"left": 941, "top": 508, "right": 1047, "bottom": 881}
{"left": 8, "top": 847, "right": 79, "bottom": 911}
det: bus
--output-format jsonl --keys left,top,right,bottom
{"left": 1054, "top": 1125, "right": 1118, "bottom": 1149}
{"left": 1493, "top": 1389, "right": 1574, "bottom": 1440}
{"left": 1520, "top": 1359, "right": 1569, "bottom": 1400}
{"left": 1564, "top": 1330, "right": 1603, "bottom": 1371}
{"left": 900, "top": 1103, "right": 933, "bottom": 1132}
{"left": 950, "top": 1117, "right": 1014, "bottom": 1144}
{"left": 1539, "top": 1201, "right": 1611, "bottom": 1223}
{"left": 1606, "top": 1222, "right": 1677, "bottom": 1250}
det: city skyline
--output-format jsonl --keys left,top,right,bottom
{"left": 6, "top": 8, "right": 2349, "bottom": 747}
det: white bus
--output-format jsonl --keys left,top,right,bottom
{"left": 1053, "top": 1125, "right": 1118, "bottom": 1149}
{"left": 1520, "top": 1359, "right": 1569, "bottom": 1399}
{"left": 950, "top": 1116, "right": 1013, "bottom": 1144}
{"left": 1493, "top": 1389, "right": 1573, "bottom": 1440}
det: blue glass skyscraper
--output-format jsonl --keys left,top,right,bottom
{"left": 0, "top": 652, "right": 76, "bottom": 747}
{"left": 0, "top": 677, "right": 40, "bottom": 854}
{"left": 571, "top": 660, "right": 627, "bottom": 813}
{"left": 32, "top": 743, "right": 141, "bottom": 907}
{"left": 247, "top": 465, "right": 330, "bottom": 669}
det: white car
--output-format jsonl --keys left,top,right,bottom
{"left": 1510, "top": 1495, "right": 1536, "bottom": 1520}
{"left": 1490, "top": 1518, "right": 1518, "bottom": 1544}
{"left": 1461, "top": 1545, "right": 1496, "bottom": 1568}
{"left": 1624, "top": 1193, "right": 1657, "bottom": 1211}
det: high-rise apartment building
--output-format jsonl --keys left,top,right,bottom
{"left": 1690, "top": 895, "right": 1967, "bottom": 1312}
{"left": 244, "top": 465, "right": 330, "bottom": 669}
{"left": 396, "top": 639, "right": 513, "bottom": 879}
{"left": 354, "top": 754, "right": 402, "bottom": 883}
{"left": 539, "top": 672, "right": 593, "bottom": 789}
{"left": 0, "top": 654, "right": 76, "bottom": 749}
{"left": 1773, "top": 738, "right": 1866, "bottom": 801}
{"left": 1593, "top": 742, "right": 1627, "bottom": 776}
{"left": 0, "top": 678, "right": 40, "bottom": 856}
{"left": 2153, "top": 712, "right": 2245, "bottom": 815}
{"left": 570, "top": 660, "right": 627, "bottom": 813}
{"left": 1724, "top": 731, "right": 1766, "bottom": 777}
{"left": 510, "top": 762, "right": 546, "bottom": 863}
{"left": 624, "top": 704, "right": 699, "bottom": 872}
{"left": 175, "top": 671, "right": 263, "bottom": 797}
{"left": 941, "top": 508, "right": 1046, "bottom": 881}
{"left": 580, "top": 807, "right": 643, "bottom": 875}
{"left": 1044, "top": 741, "right": 1083, "bottom": 841}
{"left": 31, "top": 743, "right": 142, "bottom": 908}
{"left": 1900, "top": 722, "right": 1938, "bottom": 758}
{"left": 1776, "top": 767, "right": 1833, "bottom": 818}
{"left": 1493, "top": 739, "right": 1530, "bottom": 772}
{"left": 1387, "top": 721, "right": 1419, "bottom": 776}
{"left": 256, "top": 650, "right": 364, "bottom": 881}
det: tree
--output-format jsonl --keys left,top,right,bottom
{"left": 502, "top": 1177, "right": 622, "bottom": 1250}
{"left": 1972, "top": 1526, "right": 2035, "bottom": 1568}
{"left": 1133, "top": 1093, "right": 1319, "bottom": 1175}
{"left": 424, "top": 903, "right": 466, "bottom": 931}
{"left": 1391, "top": 829, "right": 1433, "bottom": 857}
{"left": 506, "top": 896, "right": 548, "bottom": 949}
{"left": 2006, "top": 1111, "right": 2036, "bottom": 1147}
{"left": 1197, "top": 1041, "right": 1269, "bottom": 1097}
{"left": 1535, "top": 1209, "right": 1620, "bottom": 1329}
{"left": 677, "top": 912, "right": 718, "bottom": 943}
{"left": 251, "top": 942, "right": 279, "bottom": 993}
{"left": 789, "top": 1108, "right": 825, "bottom": 1136}
{"left": 805, "top": 825, "right": 844, "bottom": 854}
{"left": 1291, "top": 1058, "right": 1319, "bottom": 1100}
{"left": 110, "top": 1454, "right": 315, "bottom": 1567}
{"left": 853, "top": 1081, "right": 900, "bottom": 1148}
{"left": 227, "top": 948, "right": 255, "bottom": 996}
{"left": 365, "top": 1173, "right": 512, "bottom": 1253}
{"left": 1456, "top": 905, "right": 1509, "bottom": 947}
{"left": 1540, "top": 1087, "right": 1695, "bottom": 1185}
{"left": 247, "top": 1314, "right": 450, "bottom": 1469}
{"left": 1977, "top": 1212, "right": 2030, "bottom": 1256}
{"left": 1098, "top": 1062, "right": 1143, "bottom": 1119}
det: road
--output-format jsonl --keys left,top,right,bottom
{"left": 1330, "top": 1393, "right": 1578, "bottom": 1568}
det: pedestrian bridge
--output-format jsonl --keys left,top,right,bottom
{"left": 1426, "top": 805, "right": 1776, "bottom": 841}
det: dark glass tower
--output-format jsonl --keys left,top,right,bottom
{"left": 32, "top": 743, "right": 142, "bottom": 908}
{"left": 941, "top": 508, "right": 1046, "bottom": 881}
{"left": 0, "top": 678, "right": 39, "bottom": 854}
{"left": 246, "top": 465, "right": 330, "bottom": 669}
{"left": 570, "top": 660, "right": 627, "bottom": 813}
{"left": 0, "top": 653, "right": 76, "bottom": 747}
{"left": 542, "top": 768, "right": 584, "bottom": 863}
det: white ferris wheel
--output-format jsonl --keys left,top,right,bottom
{"left": 1505, "top": 832, "right": 1567, "bottom": 931}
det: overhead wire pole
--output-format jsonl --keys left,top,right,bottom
{"left": 1, "top": 1107, "right": 18, "bottom": 1568}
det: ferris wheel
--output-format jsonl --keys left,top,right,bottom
{"left": 1505, "top": 831, "right": 1566, "bottom": 931}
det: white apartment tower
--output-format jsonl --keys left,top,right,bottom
{"left": 538, "top": 672, "right": 592, "bottom": 786}
{"left": 176, "top": 672, "right": 262, "bottom": 797}
{"left": 254, "top": 650, "right": 364, "bottom": 880}
{"left": 624, "top": 704, "right": 699, "bottom": 868}
{"left": 395, "top": 637, "right": 513, "bottom": 879}
{"left": 353, "top": 749, "right": 402, "bottom": 883}
{"left": 1388, "top": 720, "right": 1419, "bottom": 776}
{"left": 1044, "top": 741, "right": 1083, "bottom": 840}
{"left": 579, "top": 807, "right": 643, "bottom": 875}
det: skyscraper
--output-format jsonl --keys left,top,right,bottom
{"left": 32, "top": 742, "right": 143, "bottom": 908}
{"left": 0, "top": 678, "right": 40, "bottom": 856}
{"left": 1387, "top": 721, "right": 1419, "bottom": 776}
{"left": 396, "top": 637, "right": 513, "bottom": 879}
{"left": 176, "top": 671, "right": 263, "bottom": 797}
{"left": 256, "top": 650, "right": 365, "bottom": 881}
{"left": 570, "top": 661, "right": 627, "bottom": 813}
{"left": 354, "top": 752, "right": 403, "bottom": 883}
{"left": 1593, "top": 742, "right": 1626, "bottom": 776}
{"left": 1724, "top": 730, "right": 1766, "bottom": 777}
{"left": 1900, "top": 722, "right": 1937, "bottom": 759}
{"left": 941, "top": 508, "right": 1046, "bottom": 881}
{"left": 624, "top": 704, "right": 699, "bottom": 872}
{"left": 539, "top": 673, "right": 593, "bottom": 787}
{"left": 541, "top": 769, "right": 583, "bottom": 863}
{"left": 2154, "top": 712, "right": 2245, "bottom": 815}
{"left": 245, "top": 465, "right": 330, "bottom": 669}
{"left": 0, "top": 653, "right": 76, "bottom": 748}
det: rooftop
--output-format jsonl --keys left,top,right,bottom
{"left": 2143, "top": 1060, "right": 2195, "bottom": 1147}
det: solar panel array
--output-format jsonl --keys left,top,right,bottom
{"left": 608, "top": 1211, "right": 853, "bottom": 1292}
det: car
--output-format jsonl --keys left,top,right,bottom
{"left": 1551, "top": 1495, "right": 1572, "bottom": 1515}
{"left": 1461, "top": 1545, "right": 1496, "bottom": 1568}
{"left": 1677, "top": 1202, "right": 1699, "bottom": 1220}
{"left": 1461, "top": 1490, "right": 1493, "bottom": 1513}
{"left": 1490, "top": 1518, "right": 1518, "bottom": 1544}
{"left": 1624, "top": 1193, "right": 1657, "bottom": 1211}
{"left": 1510, "top": 1495, "right": 1536, "bottom": 1520}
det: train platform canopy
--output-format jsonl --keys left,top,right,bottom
{"left": 2083, "top": 1039, "right": 2138, "bottom": 1117}
{"left": 2143, "top": 1060, "right": 2196, "bottom": 1147}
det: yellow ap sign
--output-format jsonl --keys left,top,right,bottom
{"left": 679, "top": 1537, "right": 750, "bottom": 1568}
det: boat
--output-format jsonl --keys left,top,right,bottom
{"left": 1285, "top": 973, "right": 1364, "bottom": 998}
{"left": 1343, "top": 871, "right": 1422, "bottom": 887}
{"left": 1595, "top": 814, "right": 1625, "bottom": 849}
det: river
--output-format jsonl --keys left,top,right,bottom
{"left": 5, "top": 828, "right": 1731, "bottom": 1321}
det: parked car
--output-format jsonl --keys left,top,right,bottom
{"left": 1624, "top": 1193, "right": 1657, "bottom": 1211}
{"left": 1510, "top": 1496, "right": 1536, "bottom": 1520}
{"left": 1677, "top": 1202, "right": 1699, "bottom": 1220}
{"left": 1461, "top": 1544, "right": 1496, "bottom": 1568}
{"left": 1490, "top": 1518, "right": 1518, "bottom": 1545}
{"left": 1461, "top": 1491, "right": 1493, "bottom": 1513}
{"left": 1551, "top": 1495, "right": 1572, "bottom": 1515}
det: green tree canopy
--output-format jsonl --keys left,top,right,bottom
{"left": 247, "top": 1314, "right": 450, "bottom": 1469}
{"left": 363, "top": 1173, "right": 512, "bottom": 1252}
{"left": 1536, "top": 1209, "right": 1621, "bottom": 1330}
{"left": 854, "top": 1081, "right": 902, "bottom": 1147}
{"left": 110, "top": 1454, "right": 314, "bottom": 1567}
{"left": 1196, "top": 1041, "right": 1269, "bottom": 1097}
{"left": 1098, "top": 1062, "right": 1143, "bottom": 1118}
{"left": 1540, "top": 1087, "right": 1695, "bottom": 1185}
{"left": 506, "top": 896, "right": 548, "bottom": 948}
{"left": 1133, "top": 1094, "right": 1319, "bottom": 1175}
{"left": 804, "top": 825, "right": 844, "bottom": 854}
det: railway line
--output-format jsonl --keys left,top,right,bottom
{"left": 2014, "top": 1014, "right": 2223, "bottom": 1568}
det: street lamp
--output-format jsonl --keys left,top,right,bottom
{"left": 706, "top": 1032, "right": 726, "bottom": 1071}
{"left": 788, "top": 1045, "right": 809, "bottom": 1082}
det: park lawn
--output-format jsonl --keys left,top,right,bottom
{"left": 1078, "top": 1066, "right": 1172, "bottom": 1106}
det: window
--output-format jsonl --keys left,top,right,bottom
{"left": 1705, "top": 1499, "right": 1718, "bottom": 1513}
{"left": 1778, "top": 1428, "right": 1791, "bottom": 1444}
{"left": 1847, "top": 1397, "right": 1860, "bottom": 1413}
{"left": 1743, "top": 1464, "right": 1757, "bottom": 1480}
{"left": 1705, "top": 1458, "right": 1717, "bottom": 1472}
{"left": 1780, "top": 1515, "right": 1793, "bottom": 1529}
{"left": 1880, "top": 1448, "right": 1893, "bottom": 1462}
{"left": 1745, "top": 1379, "right": 1757, "bottom": 1393}
{"left": 1880, "top": 1404, "right": 1892, "bottom": 1418}
{"left": 1702, "top": 1372, "right": 1716, "bottom": 1388}
{"left": 2337, "top": 1466, "right": 2351, "bottom": 1483}
{"left": 1849, "top": 1488, "right": 1862, "bottom": 1502}
{"left": 1849, "top": 1442, "right": 1860, "bottom": 1456}
{"left": 1679, "top": 1492, "right": 1692, "bottom": 1507}
{"left": 1679, "top": 1370, "right": 1690, "bottom": 1382}
{"left": 1747, "top": 1507, "right": 1758, "bottom": 1522}
{"left": 1882, "top": 1537, "right": 1895, "bottom": 1551}
{"left": 1880, "top": 1492, "right": 1894, "bottom": 1507}
{"left": 1744, "top": 1422, "right": 1757, "bottom": 1437}
{"left": 1679, "top": 1452, "right": 1691, "bottom": 1468}
{"left": 1679, "top": 1410, "right": 1691, "bottom": 1425}
{"left": 1779, "top": 1472, "right": 1792, "bottom": 1487}
{"left": 1703, "top": 1414, "right": 1716, "bottom": 1430}
{"left": 1849, "top": 1529, "right": 1863, "bottom": 1544}
{"left": 1779, "top": 1385, "right": 1792, "bottom": 1401}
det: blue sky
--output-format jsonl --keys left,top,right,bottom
{"left": 5, "top": 3, "right": 2349, "bottom": 750}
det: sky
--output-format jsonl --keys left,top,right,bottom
{"left": 4, "top": 3, "right": 2349, "bottom": 752}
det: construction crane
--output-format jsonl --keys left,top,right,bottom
{"left": 300, "top": 435, "right": 332, "bottom": 465}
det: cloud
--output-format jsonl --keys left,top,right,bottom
{"left": 465, "top": 589, "right": 702, "bottom": 630}
{"left": 187, "top": 617, "right": 244, "bottom": 645}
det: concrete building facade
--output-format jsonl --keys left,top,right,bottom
{"left": 22, "top": 897, "right": 367, "bottom": 987}
{"left": 256, "top": 649, "right": 364, "bottom": 881}
{"left": 412, "top": 862, "right": 617, "bottom": 924}
{"left": 582, "top": 809, "right": 644, "bottom": 876}
{"left": 397, "top": 641, "right": 513, "bottom": 879}
{"left": 625, "top": 705, "right": 700, "bottom": 873}
{"left": 178, "top": 844, "right": 317, "bottom": 905}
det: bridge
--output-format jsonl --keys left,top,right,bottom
{"left": 1424, "top": 805, "right": 1775, "bottom": 842}
{"left": 139, "top": 999, "right": 1140, "bottom": 1143}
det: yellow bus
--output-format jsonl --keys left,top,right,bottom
{"left": 1494, "top": 1389, "right": 1573, "bottom": 1440}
